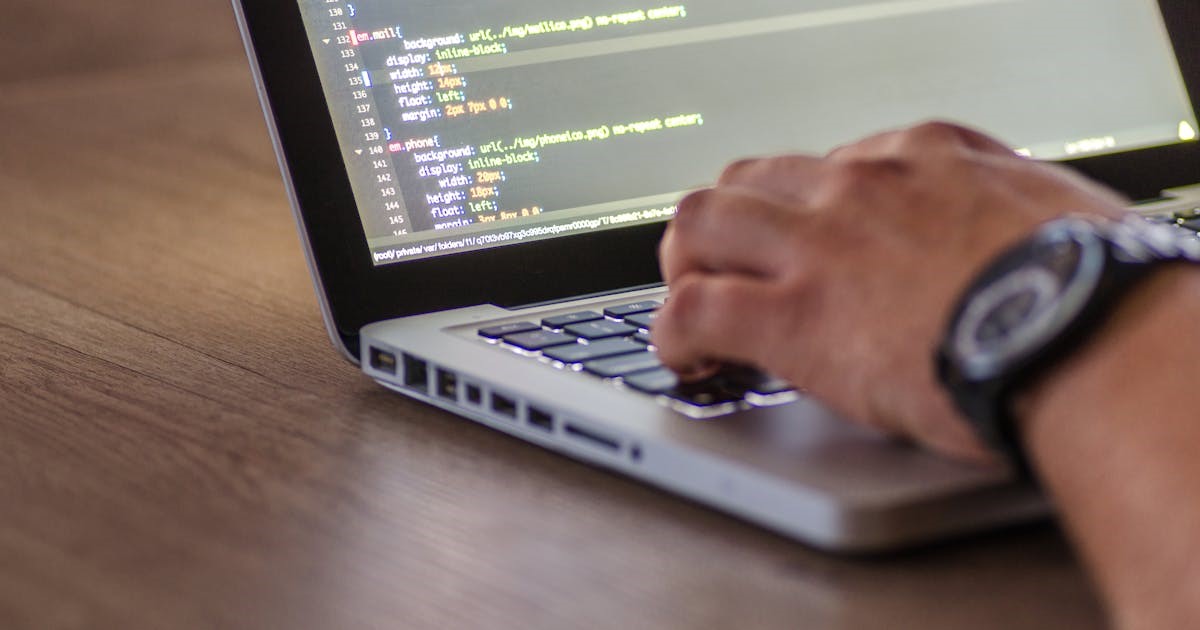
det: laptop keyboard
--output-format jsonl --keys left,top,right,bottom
{"left": 478, "top": 300, "right": 798, "bottom": 418}
{"left": 473, "top": 207, "right": 1200, "bottom": 419}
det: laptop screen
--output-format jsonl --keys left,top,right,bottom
{"left": 296, "top": 0, "right": 1197, "bottom": 266}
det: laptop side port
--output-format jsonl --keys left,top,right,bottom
{"left": 402, "top": 354, "right": 429, "bottom": 392}
{"left": 436, "top": 368, "right": 458, "bottom": 401}
{"left": 528, "top": 406, "right": 555, "bottom": 432}
{"left": 564, "top": 423, "right": 620, "bottom": 453}
{"left": 491, "top": 392, "right": 518, "bottom": 419}
{"left": 369, "top": 347, "right": 397, "bottom": 375}
{"left": 464, "top": 383, "right": 483, "bottom": 406}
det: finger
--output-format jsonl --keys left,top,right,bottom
{"left": 660, "top": 188, "right": 808, "bottom": 284}
{"left": 828, "top": 120, "right": 1019, "bottom": 162}
{"left": 653, "top": 272, "right": 795, "bottom": 375}
{"left": 916, "top": 120, "right": 1020, "bottom": 156}
{"left": 715, "top": 154, "right": 826, "bottom": 203}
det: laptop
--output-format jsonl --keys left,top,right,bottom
{"left": 232, "top": 0, "right": 1200, "bottom": 551}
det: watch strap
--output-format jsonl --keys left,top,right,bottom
{"left": 939, "top": 215, "right": 1200, "bottom": 478}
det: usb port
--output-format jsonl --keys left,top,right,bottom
{"left": 369, "top": 347, "right": 397, "bottom": 375}
{"left": 402, "top": 354, "right": 429, "bottom": 392}
{"left": 528, "top": 406, "right": 554, "bottom": 432}
{"left": 436, "top": 369, "right": 458, "bottom": 400}
{"left": 465, "top": 383, "right": 483, "bottom": 405}
{"left": 491, "top": 393, "right": 518, "bottom": 419}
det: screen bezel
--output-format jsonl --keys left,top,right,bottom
{"left": 236, "top": 0, "right": 1200, "bottom": 356}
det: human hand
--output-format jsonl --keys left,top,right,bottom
{"left": 653, "top": 121, "right": 1130, "bottom": 462}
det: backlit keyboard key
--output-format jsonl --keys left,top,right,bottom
{"left": 479, "top": 322, "right": 540, "bottom": 340}
{"left": 721, "top": 369, "right": 795, "bottom": 396}
{"left": 502, "top": 330, "right": 577, "bottom": 351}
{"left": 542, "top": 338, "right": 646, "bottom": 364}
{"left": 745, "top": 377, "right": 794, "bottom": 396}
{"left": 583, "top": 352, "right": 661, "bottom": 378}
{"left": 622, "top": 311, "right": 659, "bottom": 330}
{"left": 603, "top": 301, "right": 661, "bottom": 319}
{"left": 563, "top": 320, "right": 638, "bottom": 340}
{"left": 622, "top": 367, "right": 679, "bottom": 394}
{"left": 666, "top": 384, "right": 742, "bottom": 408}
{"left": 542, "top": 311, "right": 604, "bottom": 329}
{"left": 476, "top": 297, "right": 798, "bottom": 419}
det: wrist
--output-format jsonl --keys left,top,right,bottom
{"left": 1014, "top": 264, "right": 1200, "bottom": 464}
{"left": 1010, "top": 264, "right": 1200, "bottom": 629}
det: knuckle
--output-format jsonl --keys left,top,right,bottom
{"left": 906, "top": 120, "right": 967, "bottom": 148}
{"left": 657, "top": 228, "right": 677, "bottom": 272}
{"left": 671, "top": 190, "right": 714, "bottom": 234}
{"left": 825, "top": 142, "right": 852, "bottom": 160}
{"left": 829, "top": 130, "right": 895, "bottom": 160}
{"left": 672, "top": 188, "right": 744, "bottom": 238}
{"left": 824, "top": 158, "right": 908, "bottom": 195}
{"left": 717, "top": 158, "right": 761, "bottom": 185}
{"left": 675, "top": 188, "right": 709, "bottom": 216}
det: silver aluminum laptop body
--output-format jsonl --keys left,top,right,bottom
{"left": 361, "top": 291, "right": 1047, "bottom": 551}
{"left": 372, "top": 191, "right": 1200, "bottom": 551}
{"left": 234, "top": 0, "right": 1200, "bottom": 551}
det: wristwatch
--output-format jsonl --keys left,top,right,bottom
{"left": 936, "top": 214, "right": 1200, "bottom": 477}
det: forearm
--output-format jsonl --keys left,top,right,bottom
{"left": 1019, "top": 266, "right": 1200, "bottom": 629}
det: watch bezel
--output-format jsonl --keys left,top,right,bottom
{"left": 950, "top": 220, "right": 1109, "bottom": 382}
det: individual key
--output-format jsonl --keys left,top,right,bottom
{"left": 624, "top": 368, "right": 743, "bottom": 415}
{"left": 542, "top": 338, "right": 646, "bottom": 364}
{"left": 721, "top": 368, "right": 795, "bottom": 396}
{"left": 622, "top": 367, "right": 679, "bottom": 394}
{"left": 479, "top": 321, "right": 540, "bottom": 340}
{"left": 717, "top": 367, "right": 798, "bottom": 408}
{"left": 665, "top": 383, "right": 743, "bottom": 408}
{"left": 502, "top": 329, "right": 577, "bottom": 351}
{"left": 622, "top": 310, "right": 659, "bottom": 330}
{"left": 583, "top": 351, "right": 661, "bottom": 378}
{"left": 563, "top": 319, "right": 638, "bottom": 341}
{"left": 542, "top": 310, "right": 603, "bottom": 330}
{"left": 744, "top": 377, "right": 794, "bottom": 396}
{"left": 603, "top": 301, "right": 661, "bottom": 319}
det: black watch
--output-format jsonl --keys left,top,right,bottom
{"left": 936, "top": 215, "right": 1200, "bottom": 477}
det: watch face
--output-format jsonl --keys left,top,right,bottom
{"left": 953, "top": 222, "right": 1107, "bottom": 380}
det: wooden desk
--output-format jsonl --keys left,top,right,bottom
{"left": 0, "top": 3, "right": 1105, "bottom": 628}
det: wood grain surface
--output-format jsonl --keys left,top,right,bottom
{"left": 0, "top": 3, "right": 1107, "bottom": 629}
